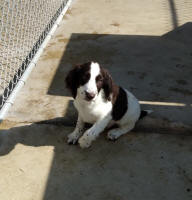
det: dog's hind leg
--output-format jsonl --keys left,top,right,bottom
{"left": 107, "top": 122, "right": 135, "bottom": 140}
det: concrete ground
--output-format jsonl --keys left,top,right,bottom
{"left": 0, "top": 0, "right": 192, "bottom": 199}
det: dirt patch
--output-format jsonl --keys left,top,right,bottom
{"left": 49, "top": 42, "right": 56, "bottom": 46}
{"left": 63, "top": 45, "right": 117, "bottom": 65}
{"left": 111, "top": 22, "right": 120, "bottom": 27}
{"left": 176, "top": 80, "right": 188, "bottom": 85}
{"left": 71, "top": 34, "right": 109, "bottom": 42}
{"left": 127, "top": 71, "right": 135, "bottom": 75}
{"left": 139, "top": 72, "right": 147, "bottom": 80}
{"left": 58, "top": 38, "right": 69, "bottom": 43}
{"left": 171, "top": 57, "right": 182, "bottom": 62}
{"left": 169, "top": 87, "right": 192, "bottom": 96}
{"left": 42, "top": 50, "right": 63, "bottom": 60}
{"left": 63, "top": 15, "right": 68, "bottom": 20}
{"left": 175, "top": 64, "right": 188, "bottom": 69}
{"left": 0, "top": 120, "right": 23, "bottom": 130}
{"left": 56, "top": 34, "right": 63, "bottom": 38}
{"left": 66, "top": 9, "right": 72, "bottom": 15}
{"left": 92, "top": 31, "right": 98, "bottom": 34}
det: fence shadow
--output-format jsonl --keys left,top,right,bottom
{"left": 168, "top": 0, "right": 178, "bottom": 29}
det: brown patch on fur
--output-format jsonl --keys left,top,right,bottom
{"left": 65, "top": 62, "right": 91, "bottom": 98}
{"left": 111, "top": 84, "right": 119, "bottom": 104}
{"left": 95, "top": 74, "right": 103, "bottom": 93}
{"left": 95, "top": 67, "right": 128, "bottom": 121}
{"left": 112, "top": 87, "right": 128, "bottom": 121}
{"left": 99, "top": 67, "right": 114, "bottom": 101}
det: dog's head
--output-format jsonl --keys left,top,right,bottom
{"left": 65, "top": 61, "right": 113, "bottom": 101}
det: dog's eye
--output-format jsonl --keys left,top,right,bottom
{"left": 83, "top": 73, "right": 90, "bottom": 80}
{"left": 96, "top": 75, "right": 103, "bottom": 82}
{"left": 80, "top": 73, "right": 90, "bottom": 84}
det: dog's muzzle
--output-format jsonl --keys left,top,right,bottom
{"left": 85, "top": 91, "right": 96, "bottom": 101}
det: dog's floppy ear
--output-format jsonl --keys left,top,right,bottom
{"left": 65, "top": 65, "right": 80, "bottom": 98}
{"left": 101, "top": 68, "right": 113, "bottom": 101}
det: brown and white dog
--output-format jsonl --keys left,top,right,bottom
{"left": 65, "top": 61, "right": 151, "bottom": 148}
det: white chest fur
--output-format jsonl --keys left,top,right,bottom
{"left": 74, "top": 90, "right": 112, "bottom": 124}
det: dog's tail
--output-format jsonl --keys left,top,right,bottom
{"left": 139, "top": 110, "right": 153, "bottom": 120}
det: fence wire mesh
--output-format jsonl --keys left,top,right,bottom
{"left": 0, "top": 0, "right": 69, "bottom": 110}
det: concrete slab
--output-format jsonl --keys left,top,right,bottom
{"left": 1, "top": 123, "right": 192, "bottom": 200}
{"left": 1, "top": 1, "right": 192, "bottom": 198}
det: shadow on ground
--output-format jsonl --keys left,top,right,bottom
{"left": 47, "top": 23, "right": 192, "bottom": 125}
{"left": 1, "top": 123, "right": 192, "bottom": 200}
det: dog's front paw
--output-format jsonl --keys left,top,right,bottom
{"left": 107, "top": 130, "right": 119, "bottom": 141}
{"left": 78, "top": 134, "right": 92, "bottom": 149}
{"left": 67, "top": 132, "right": 80, "bottom": 145}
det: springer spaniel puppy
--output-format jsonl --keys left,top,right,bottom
{"left": 65, "top": 61, "right": 151, "bottom": 148}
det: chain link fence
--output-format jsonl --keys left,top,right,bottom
{"left": 0, "top": 0, "right": 70, "bottom": 113}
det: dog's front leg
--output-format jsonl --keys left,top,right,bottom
{"left": 67, "top": 116, "right": 84, "bottom": 144}
{"left": 78, "top": 115, "right": 112, "bottom": 148}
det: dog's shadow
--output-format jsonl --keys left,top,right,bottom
{"left": 0, "top": 116, "right": 137, "bottom": 156}
{"left": 0, "top": 121, "right": 142, "bottom": 199}
{"left": 1, "top": 121, "right": 192, "bottom": 200}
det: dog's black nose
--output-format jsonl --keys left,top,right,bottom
{"left": 85, "top": 91, "right": 95, "bottom": 100}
